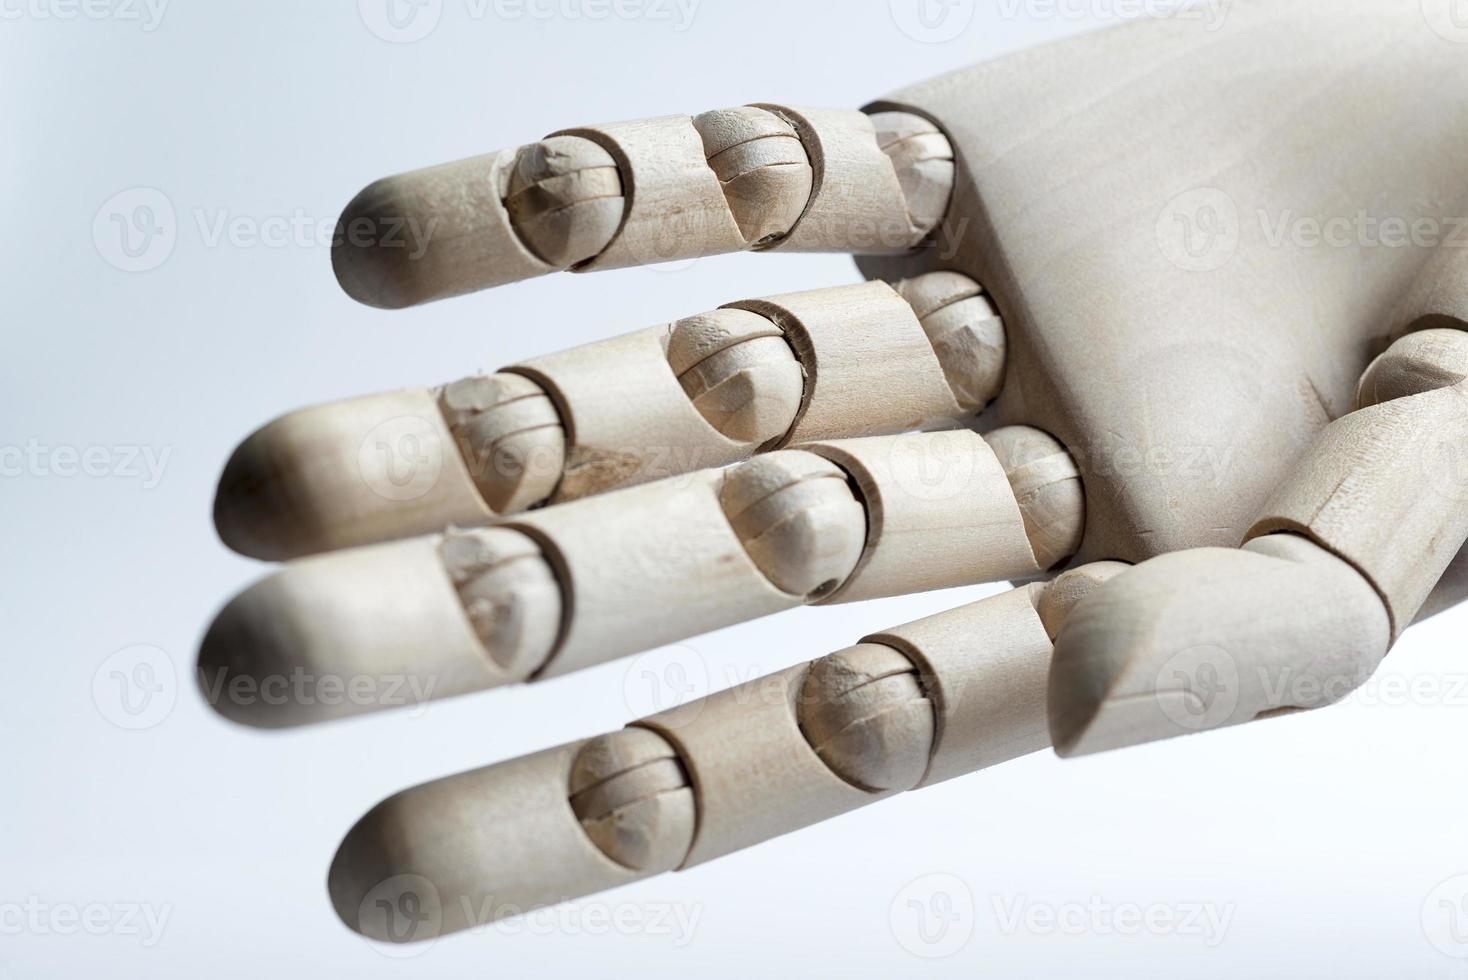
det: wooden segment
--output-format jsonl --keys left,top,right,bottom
{"left": 637, "top": 663, "right": 894, "bottom": 869}
{"left": 1035, "top": 561, "right": 1131, "bottom": 640}
{"left": 505, "top": 471, "right": 802, "bottom": 679}
{"left": 985, "top": 425, "right": 1086, "bottom": 571}
{"left": 692, "top": 106, "right": 812, "bottom": 246}
{"left": 668, "top": 312, "right": 804, "bottom": 447}
{"left": 213, "top": 387, "right": 493, "bottom": 561}
{"left": 329, "top": 741, "right": 649, "bottom": 939}
{"left": 1248, "top": 377, "right": 1468, "bottom": 637}
{"left": 197, "top": 535, "right": 524, "bottom": 728}
{"left": 796, "top": 643, "right": 934, "bottom": 793}
{"left": 333, "top": 150, "right": 555, "bottom": 309}
{"left": 808, "top": 431, "right": 1042, "bottom": 604}
{"left": 869, "top": 584, "right": 1055, "bottom": 786}
{"left": 441, "top": 528, "right": 563, "bottom": 677}
{"left": 728, "top": 280, "right": 961, "bottom": 444}
{"left": 718, "top": 452, "right": 867, "bottom": 599}
{"left": 568, "top": 729, "right": 695, "bottom": 873}
{"left": 1049, "top": 535, "right": 1392, "bottom": 757}
{"left": 894, "top": 271, "right": 1005, "bottom": 413}
{"left": 869, "top": 111, "right": 955, "bottom": 241}
{"left": 756, "top": 105, "right": 918, "bottom": 254}
{"left": 511, "top": 325, "right": 751, "bottom": 503}
{"left": 438, "top": 372, "right": 566, "bottom": 515}
{"left": 555, "top": 115, "right": 748, "bottom": 270}
{"left": 503, "top": 136, "right": 624, "bottom": 268}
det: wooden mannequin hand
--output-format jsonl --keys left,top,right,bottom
{"left": 199, "top": 0, "right": 1468, "bottom": 943}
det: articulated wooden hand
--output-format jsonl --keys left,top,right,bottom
{"left": 200, "top": 0, "right": 1468, "bottom": 943}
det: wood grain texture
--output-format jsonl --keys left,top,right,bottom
{"left": 809, "top": 430, "right": 1045, "bottom": 603}
{"left": 729, "top": 280, "right": 962, "bottom": 444}
{"left": 1249, "top": 332, "right": 1468, "bottom": 635}
{"left": 555, "top": 115, "right": 748, "bottom": 270}
{"left": 869, "top": 584, "right": 1055, "bottom": 786}
{"left": 860, "top": 0, "right": 1468, "bottom": 572}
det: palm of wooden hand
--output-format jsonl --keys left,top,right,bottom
{"left": 200, "top": 0, "right": 1468, "bottom": 943}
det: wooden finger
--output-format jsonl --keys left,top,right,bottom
{"left": 201, "top": 429, "right": 1083, "bottom": 726}
{"left": 215, "top": 273, "right": 1004, "bottom": 561}
{"left": 327, "top": 566, "right": 1119, "bottom": 940}
{"left": 332, "top": 108, "right": 953, "bottom": 308}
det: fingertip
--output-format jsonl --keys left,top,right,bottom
{"left": 212, "top": 392, "right": 491, "bottom": 562}
{"left": 332, "top": 176, "right": 430, "bottom": 310}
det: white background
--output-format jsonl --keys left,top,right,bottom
{"left": 5, "top": 0, "right": 1468, "bottom": 976}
